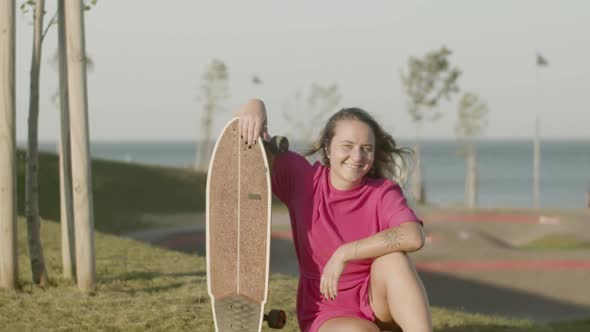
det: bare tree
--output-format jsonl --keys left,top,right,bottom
{"left": 533, "top": 52, "right": 549, "bottom": 208}
{"left": 455, "top": 92, "right": 488, "bottom": 208}
{"left": 195, "top": 59, "right": 229, "bottom": 171}
{"left": 24, "top": 0, "right": 50, "bottom": 287}
{"left": 0, "top": 0, "right": 18, "bottom": 290}
{"left": 400, "top": 46, "right": 461, "bottom": 204}
{"left": 44, "top": 0, "right": 97, "bottom": 283}
{"left": 282, "top": 83, "right": 341, "bottom": 145}
{"left": 56, "top": 0, "right": 76, "bottom": 280}
{"left": 64, "top": 0, "right": 95, "bottom": 292}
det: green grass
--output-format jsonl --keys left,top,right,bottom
{"left": 2, "top": 218, "right": 589, "bottom": 331}
{"left": 17, "top": 151, "right": 207, "bottom": 234}
{"left": 17, "top": 151, "right": 286, "bottom": 234}
{"left": 521, "top": 234, "right": 590, "bottom": 250}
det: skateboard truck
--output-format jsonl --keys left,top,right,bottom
{"left": 264, "top": 309, "right": 287, "bottom": 329}
{"left": 262, "top": 136, "right": 288, "bottom": 330}
{"left": 263, "top": 136, "right": 289, "bottom": 155}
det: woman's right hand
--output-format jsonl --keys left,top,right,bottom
{"left": 237, "top": 99, "right": 270, "bottom": 145}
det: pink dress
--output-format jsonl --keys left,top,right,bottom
{"left": 271, "top": 152, "right": 422, "bottom": 332}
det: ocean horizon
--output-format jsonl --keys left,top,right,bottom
{"left": 28, "top": 139, "right": 590, "bottom": 209}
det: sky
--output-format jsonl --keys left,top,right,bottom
{"left": 13, "top": 0, "right": 590, "bottom": 142}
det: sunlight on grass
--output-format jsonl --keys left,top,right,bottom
{"left": 2, "top": 219, "right": 588, "bottom": 331}
{"left": 521, "top": 234, "right": 590, "bottom": 250}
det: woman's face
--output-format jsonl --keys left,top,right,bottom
{"left": 326, "top": 119, "right": 375, "bottom": 190}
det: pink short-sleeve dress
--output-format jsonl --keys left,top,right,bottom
{"left": 271, "top": 151, "right": 422, "bottom": 332}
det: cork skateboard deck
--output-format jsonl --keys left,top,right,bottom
{"left": 206, "top": 118, "right": 286, "bottom": 331}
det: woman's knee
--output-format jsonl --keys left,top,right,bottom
{"left": 371, "top": 252, "right": 413, "bottom": 276}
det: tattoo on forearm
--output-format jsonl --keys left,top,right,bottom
{"left": 379, "top": 227, "right": 405, "bottom": 250}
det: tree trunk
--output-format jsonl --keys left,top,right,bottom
{"left": 25, "top": 0, "right": 49, "bottom": 287}
{"left": 58, "top": 0, "right": 76, "bottom": 280}
{"left": 196, "top": 104, "right": 213, "bottom": 171}
{"left": 0, "top": 0, "right": 18, "bottom": 290}
{"left": 533, "top": 115, "right": 540, "bottom": 208}
{"left": 65, "top": 0, "right": 95, "bottom": 293}
{"left": 465, "top": 143, "right": 478, "bottom": 208}
{"left": 195, "top": 140, "right": 204, "bottom": 171}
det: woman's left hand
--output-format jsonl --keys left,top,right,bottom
{"left": 320, "top": 246, "right": 348, "bottom": 301}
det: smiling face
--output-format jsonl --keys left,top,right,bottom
{"left": 326, "top": 119, "right": 376, "bottom": 190}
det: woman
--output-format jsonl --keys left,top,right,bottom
{"left": 237, "top": 99, "right": 432, "bottom": 332}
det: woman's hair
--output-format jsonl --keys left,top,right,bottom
{"left": 304, "top": 107, "right": 414, "bottom": 185}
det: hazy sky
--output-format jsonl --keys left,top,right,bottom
{"left": 13, "top": 0, "right": 590, "bottom": 141}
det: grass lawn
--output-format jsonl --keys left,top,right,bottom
{"left": 2, "top": 218, "right": 589, "bottom": 331}
{"left": 3, "top": 152, "right": 589, "bottom": 331}
{"left": 521, "top": 234, "right": 590, "bottom": 250}
{"left": 16, "top": 151, "right": 207, "bottom": 234}
{"left": 17, "top": 151, "right": 286, "bottom": 234}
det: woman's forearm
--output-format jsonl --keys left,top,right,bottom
{"left": 236, "top": 99, "right": 267, "bottom": 120}
{"left": 339, "top": 222, "right": 425, "bottom": 262}
{"left": 236, "top": 99, "right": 268, "bottom": 146}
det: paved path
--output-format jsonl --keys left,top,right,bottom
{"left": 124, "top": 210, "right": 590, "bottom": 323}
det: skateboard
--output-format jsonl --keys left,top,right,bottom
{"left": 206, "top": 118, "right": 288, "bottom": 331}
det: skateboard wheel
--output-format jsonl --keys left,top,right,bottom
{"left": 269, "top": 136, "right": 289, "bottom": 154}
{"left": 264, "top": 309, "right": 286, "bottom": 329}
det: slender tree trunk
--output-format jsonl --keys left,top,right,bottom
{"left": 411, "top": 124, "right": 426, "bottom": 204}
{"left": 58, "top": 0, "right": 76, "bottom": 280}
{"left": 197, "top": 104, "right": 213, "bottom": 171}
{"left": 0, "top": 0, "right": 18, "bottom": 290}
{"left": 533, "top": 65, "right": 542, "bottom": 209}
{"left": 202, "top": 115, "right": 212, "bottom": 170}
{"left": 65, "top": 0, "right": 95, "bottom": 293}
{"left": 465, "top": 143, "right": 478, "bottom": 208}
{"left": 533, "top": 115, "right": 540, "bottom": 208}
{"left": 25, "top": 0, "right": 49, "bottom": 287}
{"left": 193, "top": 141, "right": 203, "bottom": 171}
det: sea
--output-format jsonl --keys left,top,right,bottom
{"left": 34, "top": 139, "right": 590, "bottom": 209}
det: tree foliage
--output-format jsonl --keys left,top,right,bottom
{"left": 455, "top": 92, "right": 489, "bottom": 143}
{"left": 282, "top": 83, "right": 341, "bottom": 143}
{"left": 195, "top": 59, "right": 230, "bottom": 170}
{"left": 199, "top": 59, "right": 230, "bottom": 114}
{"left": 400, "top": 46, "right": 461, "bottom": 123}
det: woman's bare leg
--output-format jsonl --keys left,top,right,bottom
{"left": 369, "top": 252, "right": 432, "bottom": 332}
{"left": 318, "top": 317, "right": 380, "bottom": 332}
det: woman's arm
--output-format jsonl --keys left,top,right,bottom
{"left": 235, "top": 99, "right": 279, "bottom": 169}
{"left": 236, "top": 99, "right": 269, "bottom": 145}
{"left": 340, "top": 221, "right": 425, "bottom": 262}
{"left": 320, "top": 221, "right": 425, "bottom": 300}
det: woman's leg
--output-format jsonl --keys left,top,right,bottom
{"left": 369, "top": 252, "right": 432, "bottom": 332}
{"left": 318, "top": 317, "right": 380, "bottom": 332}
